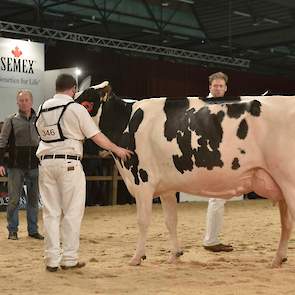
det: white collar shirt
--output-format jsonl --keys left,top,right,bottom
{"left": 36, "top": 93, "right": 100, "bottom": 158}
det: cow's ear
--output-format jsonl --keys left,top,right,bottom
{"left": 100, "top": 83, "right": 112, "bottom": 102}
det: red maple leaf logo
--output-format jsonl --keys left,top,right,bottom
{"left": 11, "top": 46, "right": 22, "bottom": 58}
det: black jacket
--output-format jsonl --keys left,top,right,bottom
{"left": 0, "top": 109, "right": 39, "bottom": 169}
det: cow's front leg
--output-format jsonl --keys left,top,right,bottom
{"left": 160, "top": 193, "right": 183, "bottom": 264}
{"left": 129, "top": 192, "right": 153, "bottom": 266}
{"left": 272, "top": 199, "right": 293, "bottom": 268}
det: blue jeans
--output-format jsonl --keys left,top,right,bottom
{"left": 7, "top": 168, "right": 39, "bottom": 234}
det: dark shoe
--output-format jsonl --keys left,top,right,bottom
{"left": 61, "top": 261, "right": 86, "bottom": 270}
{"left": 29, "top": 232, "right": 44, "bottom": 240}
{"left": 46, "top": 266, "right": 59, "bottom": 272}
{"left": 8, "top": 232, "right": 18, "bottom": 240}
{"left": 204, "top": 243, "right": 233, "bottom": 252}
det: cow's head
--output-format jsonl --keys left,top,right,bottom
{"left": 75, "top": 81, "right": 112, "bottom": 116}
{"left": 76, "top": 81, "right": 135, "bottom": 147}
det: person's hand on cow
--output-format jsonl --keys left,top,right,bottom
{"left": 0, "top": 166, "right": 6, "bottom": 177}
{"left": 91, "top": 132, "right": 133, "bottom": 161}
{"left": 113, "top": 146, "right": 133, "bottom": 161}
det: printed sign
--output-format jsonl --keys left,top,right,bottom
{"left": 0, "top": 183, "right": 42, "bottom": 211}
{"left": 0, "top": 37, "right": 44, "bottom": 89}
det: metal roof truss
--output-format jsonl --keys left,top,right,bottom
{"left": 0, "top": 20, "right": 250, "bottom": 68}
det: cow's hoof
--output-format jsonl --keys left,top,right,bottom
{"left": 128, "top": 255, "right": 146, "bottom": 266}
{"left": 167, "top": 251, "right": 184, "bottom": 264}
{"left": 282, "top": 257, "right": 288, "bottom": 263}
{"left": 176, "top": 251, "right": 184, "bottom": 257}
{"left": 271, "top": 257, "right": 287, "bottom": 268}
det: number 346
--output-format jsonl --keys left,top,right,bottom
{"left": 42, "top": 129, "right": 55, "bottom": 136}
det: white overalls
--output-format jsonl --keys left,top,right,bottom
{"left": 203, "top": 198, "right": 227, "bottom": 246}
{"left": 203, "top": 92, "right": 228, "bottom": 247}
{"left": 36, "top": 93, "right": 99, "bottom": 268}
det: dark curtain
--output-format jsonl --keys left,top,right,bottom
{"left": 46, "top": 44, "right": 295, "bottom": 99}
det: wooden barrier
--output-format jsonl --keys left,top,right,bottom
{"left": 0, "top": 156, "right": 123, "bottom": 205}
{"left": 84, "top": 164, "right": 122, "bottom": 205}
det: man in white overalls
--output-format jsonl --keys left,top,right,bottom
{"left": 203, "top": 72, "right": 234, "bottom": 253}
{"left": 36, "top": 74, "right": 132, "bottom": 272}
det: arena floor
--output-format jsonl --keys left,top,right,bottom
{"left": 0, "top": 199, "right": 294, "bottom": 295}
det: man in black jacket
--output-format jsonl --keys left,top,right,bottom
{"left": 0, "top": 90, "right": 43, "bottom": 240}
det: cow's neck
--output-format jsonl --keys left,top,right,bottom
{"left": 99, "top": 97, "right": 133, "bottom": 145}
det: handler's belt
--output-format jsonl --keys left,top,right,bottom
{"left": 40, "top": 154, "right": 81, "bottom": 161}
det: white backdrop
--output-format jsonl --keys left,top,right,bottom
{"left": 0, "top": 37, "right": 44, "bottom": 120}
{"left": 180, "top": 192, "right": 243, "bottom": 202}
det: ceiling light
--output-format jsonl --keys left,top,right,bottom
{"left": 142, "top": 29, "right": 160, "bottom": 35}
{"left": 247, "top": 49, "right": 259, "bottom": 54}
{"left": 252, "top": 21, "right": 261, "bottom": 26}
{"left": 172, "top": 34, "right": 190, "bottom": 40}
{"left": 75, "top": 68, "right": 82, "bottom": 76}
{"left": 263, "top": 17, "right": 279, "bottom": 24}
{"left": 178, "top": 0, "right": 194, "bottom": 4}
{"left": 82, "top": 18, "right": 101, "bottom": 24}
{"left": 233, "top": 10, "right": 251, "bottom": 17}
{"left": 44, "top": 11, "right": 64, "bottom": 17}
{"left": 270, "top": 46, "right": 289, "bottom": 54}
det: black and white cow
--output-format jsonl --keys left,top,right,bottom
{"left": 76, "top": 83, "right": 295, "bottom": 268}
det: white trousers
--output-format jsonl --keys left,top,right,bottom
{"left": 39, "top": 158, "right": 86, "bottom": 267}
{"left": 203, "top": 198, "right": 226, "bottom": 246}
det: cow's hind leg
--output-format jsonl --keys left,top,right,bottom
{"left": 160, "top": 193, "right": 183, "bottom": 263}
{"left": 272, "top": 199, "right": 293, "bottom": 268}
{"left": 252, "top": 170, "right": 293, "bottom": 267}
{"left": 129, "top": 190, "right": 153, "bottom": 266}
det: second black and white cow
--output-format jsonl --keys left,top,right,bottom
{"left": 76, "top": 83, "right": 295, "bottom": 268}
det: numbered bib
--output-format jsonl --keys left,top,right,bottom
{"left": 36, "top": 101, "right": 75, "bottom": 143}
{"left": 40, "top": 125, "right": 60, "bottom": 141}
